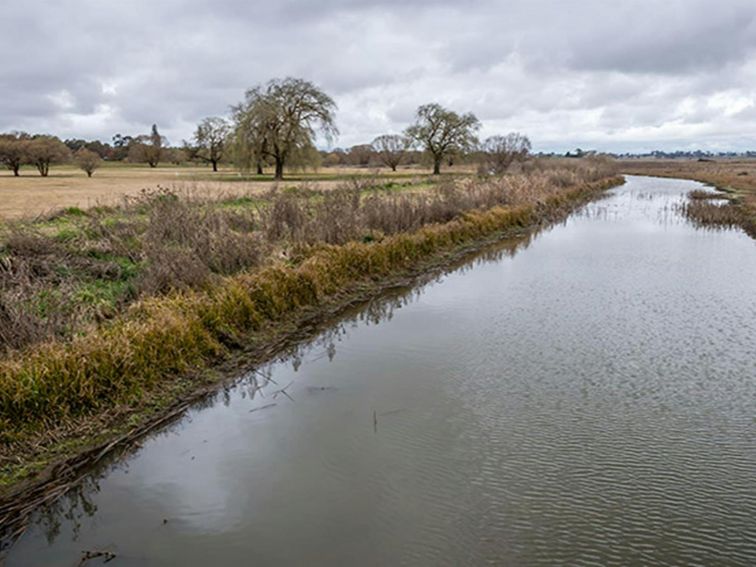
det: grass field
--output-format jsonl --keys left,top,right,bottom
{"left": 619, "top": 159, "right": 756, "bottom": 237}
{"left": 0, "top": 163, "right": 459, "bottom": 220}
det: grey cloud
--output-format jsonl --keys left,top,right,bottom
{"left": 1, "top": 0, "right": 755, "bottom": 151}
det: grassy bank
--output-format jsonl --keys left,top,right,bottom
{"left": 620, "top": 159, "right": 756, "bottom": 238}
{"left": 0, "top": 160, "right": 621, "bottom": 541}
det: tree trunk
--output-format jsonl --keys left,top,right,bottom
{"left": 274, "top": 158, "right": 284, "bottom": 180}
{"left": 256, "top": 163, "right": 263, "bottom": 175}
{"left": 87, "top": 171, "right": 93, "bottom": 178}
{"left": 12, "top": 165, "right": 19, "bottom": 177}
{"left": 211, "top": 160, "right": 218, "bottom": 172}
{"left": 433, "top": 156, "right": 441, "bottom": 175}
{"left": 391, "top": 164, "right": 397, "bottom": 172}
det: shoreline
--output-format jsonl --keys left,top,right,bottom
{"left": 619, "top": 166, "right": 756, "bottom": 239}
{"left": 0, "top": 175, "right": 624, "bottom": 550}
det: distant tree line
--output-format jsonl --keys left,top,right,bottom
{"left": 0, "top": 77, "right": 537, "bottom": 179}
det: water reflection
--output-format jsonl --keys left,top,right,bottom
{"left": 1, "top": 217, "right": 539, "bottom": 555}
{"left": 5, "top": 176, "right": 756, "bottom": 566}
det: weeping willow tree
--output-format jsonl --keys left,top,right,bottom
{"left": 405, "top": 103, "right": 479, "bottom": 175}
{"left": 232, "top": 77, "right": 337, "bottom": 179}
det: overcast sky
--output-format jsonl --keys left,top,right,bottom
{"left": 1, "top": 0, "right": 755, "bottom": 153}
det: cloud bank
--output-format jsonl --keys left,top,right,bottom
{"left": 1, "top": 0, "right": 755, "bottom": 152}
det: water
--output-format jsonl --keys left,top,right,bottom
{"left": 5, "top": 176, "right": 756, "bottom": 566}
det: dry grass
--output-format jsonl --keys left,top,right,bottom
{"left": 620, "top": 159, "right": 756, "bottom": 237}
{"left": 680, "top": 200, "right": 749, "bottom": 230}
{"left": 0, "top": 159, "right": 616, "bottom": 356}
{"left": 0, "top": 163, "right": 460, "bottom": 220}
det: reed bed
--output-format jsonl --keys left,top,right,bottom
{"left": 681, "top": 199, "right": 749, "bottom": 230}
{"left": 688, "top": 189, "right": 731, "bottom": 201}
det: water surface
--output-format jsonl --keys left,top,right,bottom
{"left": 6, "top": 176, "right": 756, "bottom": 566}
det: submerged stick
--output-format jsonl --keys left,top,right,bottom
{"left": 78, "top": 550, "right": 116, "bottom": 566}
{"left": 249, "top": 403, "right": 277, "bottom": 413}
{"left": 272, "top": 382, "right": 294, "bottom": 402}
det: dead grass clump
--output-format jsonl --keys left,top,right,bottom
{"left": 135, "top": 194, "right": 266, "bottom": 293}
{"left": 688, "top": 189, "right": 730, "bottom": 200}
{"left": 681, "top": 200, "right": 747, "bottom": 229}
{"left": 258, "top": 190, "right": 309, "bottom": 241}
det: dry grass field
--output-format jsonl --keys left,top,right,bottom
{"left": 0, "top": 164, "right": 452, "bottom": 220}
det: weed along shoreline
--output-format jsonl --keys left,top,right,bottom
{"left": 0, "top": 170, "right": 623, "bottom": 548}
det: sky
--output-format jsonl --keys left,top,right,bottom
{"left": 1, "top": 0, "right": 756, "bottom": 153}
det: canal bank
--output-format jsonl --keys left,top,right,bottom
{"left": 0, "top": 175, "right": 622, "bottom": 549}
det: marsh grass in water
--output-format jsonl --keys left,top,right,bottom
{"left": 680, "top": 199, "right": 749, "bottom": 230}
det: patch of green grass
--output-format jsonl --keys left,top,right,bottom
{"left": 63, "top": 206, "right": 86, "bottom": 216}
{"left": 32, "top": 289, "right": 69, "bottom": 318}
{"left": 53, "top": 226, "right": 83, "bottom": 243}
{"left": 74, "top": 279, "right": 135, "bottom": 311}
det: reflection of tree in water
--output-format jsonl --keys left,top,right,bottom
{"left": 37, "top": 476, "right": 100, "bottom": 544}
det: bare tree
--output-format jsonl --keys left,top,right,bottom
{"left": 186, "top": 117, "right": 230, "bottom": 172}
{"left": 405, "top": 103, "right": 480, "bottom": 174}
{"left": 233, "top": 77, "right": 338, "bottom": 180}
{"left": 26, "top": 136, "right": 71, "bottom": 177}
{"left": 345, "top": 144, "right": 374, "bottom": 167}
{"left": 74, "top": 148, "right": 102, "bottom": 177}
{"left": 481, "top": 133, "right": 532, "bottom": 175}
{"left": 129, "top": 124, "right": 166, "bottom": 167}
{"left": 371, "top": 134, "right": 409, "bottom": 171}
{"left": 0, "top": 132, "right": 30, "bottom": 176}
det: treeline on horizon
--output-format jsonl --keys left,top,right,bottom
{"left": 0, "top": 77, "right": 541, "bottom": 179}
{"left": 2, "top": 77, "right": 752, "bottom": 180}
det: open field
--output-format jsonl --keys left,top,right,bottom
{"left": 620, "top": 159, "right": 756, "bottom": 237}
{"left": 0, "top": 163, "right": 463, "bottom": 220}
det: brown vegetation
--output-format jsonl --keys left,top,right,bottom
{"left": 128, "top": 125, "right": 166, "bottom": 167}
{"left": 0, "top": 164, "right": 448, "bottom": 220}
{"left": 74, "top": 149, "right": 102, "bottom": 177}
{"left": 479, "top": 133, "right": 532, "bottom": 175}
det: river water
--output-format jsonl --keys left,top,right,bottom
{"left": 5, "top": 176, "right": 756, "bottom": 566}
